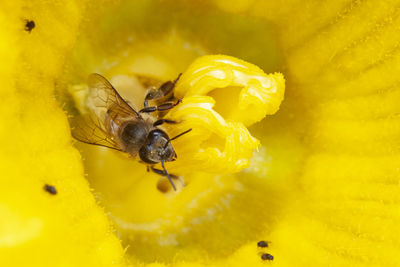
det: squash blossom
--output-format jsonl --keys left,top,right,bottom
{"left": 1, "top": 1, "right": 399, "bottom": 267}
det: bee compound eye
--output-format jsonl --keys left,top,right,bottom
{"left": 139, "top": 145, "right": 157, "bottom": 164}
{"left": 164, "top": 146, "right": 174, "bottom": 159}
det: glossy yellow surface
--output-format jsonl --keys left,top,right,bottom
{"left": 1, "top": 0, "right": 399, "bottom": 266}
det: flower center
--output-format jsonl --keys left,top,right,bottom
{"left": 57, "top": 0, "right": 302, "bottom": 264}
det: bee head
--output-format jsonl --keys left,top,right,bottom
{"left": 139, "top": 129, "right": 175, "bottom": 164}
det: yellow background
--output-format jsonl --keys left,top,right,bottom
{"left": 1, "top": 0, "right": 399, "bottom": 266}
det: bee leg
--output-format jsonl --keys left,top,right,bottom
{"left": 139, "top": 99, "right": 182, "bottom": 113}
{"left": 151, "top": 166, "right": 180, "bottom": 191}
{"left": 143, "top": 89, "right": 161, "bottom": 108}
{"left": 153, "top": 119, "right": 178, "bottom": 127}
{"left": 150, "top": 166, "right": 179, "bottom": 179}
{"left": 143, "top": 73, "right": 182, "bottom": 108}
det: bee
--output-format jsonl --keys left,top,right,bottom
{"left": 71, "top": 73, "right": 191, "bottom": 191}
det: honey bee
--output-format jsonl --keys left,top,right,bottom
{"left": 71, "top": 73, "right": 191, "bottom": 191}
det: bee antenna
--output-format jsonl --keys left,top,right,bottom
{"left": 173, "top": 73, "right": 182, "bottom": 84}
{"left": 161, "top": 160, "right": 176, "bottom": 191}
{"left": 170, "top": 128, "right": 192, "bottom": 142}
{"left": 164, "top": 128, "right": 192, "bottom": 148}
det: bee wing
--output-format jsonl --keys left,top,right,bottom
{"left": 86, "top": 73, "right": 140, "bottom": 117}
{"left": 71, "top": 73, "right": 141, "bottom": 151}
{"left": 71, "top": 113, "right": 123, "bottom": 151}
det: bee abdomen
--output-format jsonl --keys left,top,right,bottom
{"left": 120, "top": 121, "right": 149, "bottom": 154}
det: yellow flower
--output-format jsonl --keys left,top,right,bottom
{"left": 1, "top": 1, "right": 399, "bottom": 267}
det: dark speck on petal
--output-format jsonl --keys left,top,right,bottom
{"left": 24, "top": 20, "right": 35, "bottom": 33}
{"left": 261, "top": 253, "right": 274, "bottom": 261}
{"left": 257, "top": 240, "right": 269, "bottom": 248}
{"left": 44, "top": 184, "right": 57, "bottom": 195}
